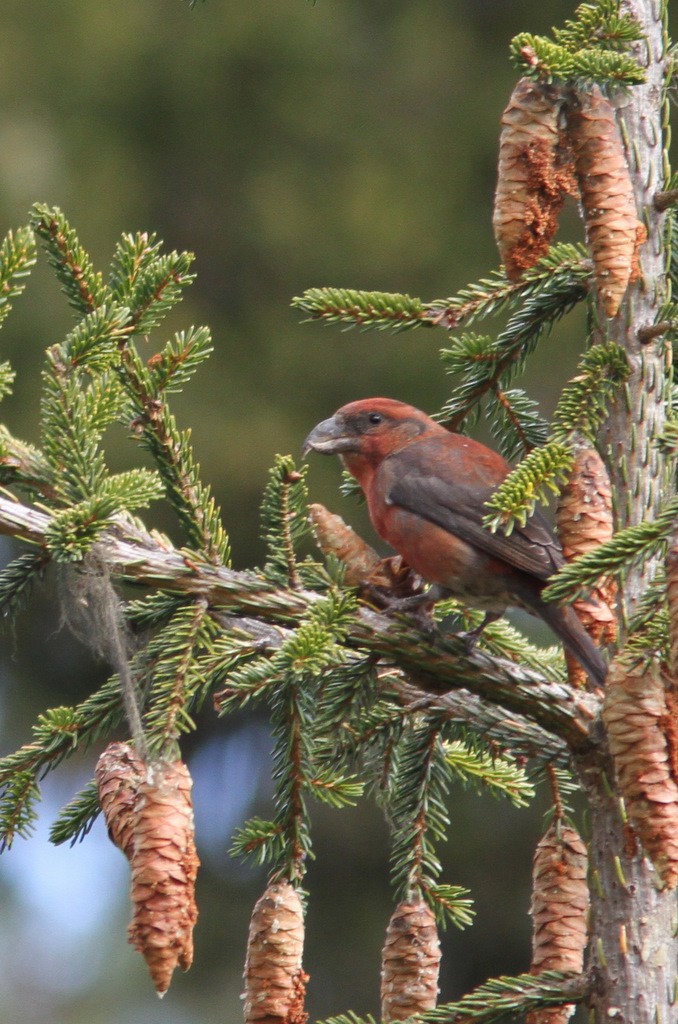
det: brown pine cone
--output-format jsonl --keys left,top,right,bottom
{"left": 526, "top": 822, "right": 589, "bottom": 1024}
{"left": 381, "top": 899, "right": 442, "bottom": 1020}
{"left": 603, "top": 656, "right": 678, "bottom": 889}
{"left": 556, "top": 442, "right": 616, "bottom": 688}
{"left": 566, "top": 84, "right": 643, "bottom": 318}
{"left": 493, "top": 77, "right": 576, "bottom": 280}
{"left": 96, "top": 746, "right": 200, "bottom": 996}
{"left": 95, "top": 741, "right": 145, "bottom": 859}
{"left": 243, "top": 880, "right": 308, "bottom": 1024}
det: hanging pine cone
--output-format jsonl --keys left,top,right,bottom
{"left": 243, "top": 880, "right": 308, "bottom": 1024}
{"left": 566, "top": 84, "right": 643, "bottom": 318}
{"left": 665, "top": 533, "right": 678, "bottom": 682}
{"left": 526, "top": 822, "right": 589, "bottom": 1024}
{"left": 128, "top": 759, "right": 200, "bottom": 995}
{"left": 603, "top": 656, "right": 678, "bottom": 889}
{"left": 493, "top": 77, "right": 576, "bottom": 280}
{"left": 96, "top": 746, "right": 200, "bottom": 996}
{"left": 381, "top": 899, "right": 442, "bottom": 1021}
{"left": 556, "top": 442, "right": 615, "bottom": 689}
{"left": 95, "top": 741, "right": 145, "bottom": 859}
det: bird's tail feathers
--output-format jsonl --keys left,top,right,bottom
{"left": 528, "top": 599, "right": 608, "bottom": 688}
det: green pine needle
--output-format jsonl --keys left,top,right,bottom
{"left": 511, "top": 32, "right": 644, "bottom": 83}
{"left": 551, "top": 343, "right": 630, "bottom": 444}
{"left": 108, "top": 230, "right": 196, "bottom": 336}
{"left": 511, "top": 0, "right": 644, "bottom": 85}
{"left": 483, "top": 442, "right": 574, "bottom": 534}
{"left": 292, "top": 287, "right": 429, "bottom": 332}
{"left": 49, "top": 780, "right": 101, "bottom": 846}
{"left": 553, "top": 0, "right": 644, "bottom": 52}
{"left": 307, "top": 769, "right": 364, "bottom": 808}
{"left": 443, "top": 740, "right": 534, "bottom": 807}
{"left": 0, "top": 225, "right": 37, "bottom": 330}
{"left": 0, "top": 551, "right": 49, "bottom": 621}
{"left": 260, "top": 455, "right": 312, "bottom": 586}
{"left": 142, "top": 600, "right": 215, "bottom": 757}
{"left": 145, "top": 327, "right": 213, "bottom": 394}
{"left": 31, "top": 204, "right": 109, "bottom": 315}
{"left": 229, "top": 817, "right": 285, "bottom": 866}
{"left": 426, "top": 884, "right": 475, "bottom": 930}
{"left": 439, "top": 252, "right": 590, "bottom": 429}
{"left": 0, "top": 771, "right": 40, "bottom": 851}
{"left": 419, "top": 970, "right": 585, "bottom": 1022}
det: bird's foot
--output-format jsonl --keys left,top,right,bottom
{"left": 457, "top": 611, "right": 503, "bottom": 652}
{"left": 378, "top": 585, "right": 448, "bottom": 635}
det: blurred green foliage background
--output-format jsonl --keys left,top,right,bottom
{"left": 0, "top": 1, "right": 643, "bottom": 1021}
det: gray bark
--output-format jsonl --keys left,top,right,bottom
{"left": 589, "top": 2, "right": 676, "bottom": 1021}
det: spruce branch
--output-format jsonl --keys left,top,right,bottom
{"left": 429, "top": 244, "right": 591, "bottom": 332}
{"left": 49, "top": 780, "right": 101, "bottom": 847}
{"left": 487, "top": 386, "right": 549, "bottom": 462}
{"left": 120, "top": 343, "right": 231, "bottom": 565}
{"left": 480, "top": 344, "right": 628, "bottom": 533}
{"left": 143, "top": 598, "right": 213, "bottom": 757}
{"left": 418, "top": 969, "right": 587, "bottom": 1023}
{"left": 544, "top": 497, "right": 678, "bottom": 604}
{"left": 294, "top": 246, "right": 591, "bottom": 341}
{"left": 260, "top": 455, "right": 311, "bottom": 587}
{"left": 31, "top": 204, "right": 109, "bottom": 315}
{"left": 0, "top": 225, "right": 36, "bottom": 331}
{"left": 0, "top": 771, "right": 40, "bottom": 852}
{"left": 511, "top": 0, "right": 644, "bottom": 84}
{"left": 229, "top": 817, "right": 285, "bottom": 867}
{"left": 292, "top": 286, "right": 430, "bottom": 332}
{"left": 108, "top": 231, "right": 196, "bottom": 334}
{"left": 439, "top": 260, "right": 589, "bottom": 430}
{"left": 0, "top": 662, "right": 134, "bottom": 796}
{"left": 550, "top": 342, "right": 630, "bottom": 444}
{"left": 512, "top": 32, "right": 645, "bottom": 82}
{"left": 31, "top": 205, "right": 227, "bottom": 565}
{"left": 383, "top": 714, "right": 477, "bottom": 929}
{"left": 144, "top": 326, "right": 213, "bottom": 395}
{"left": 40, "top": 303, "right": 134, "bottom": 510}
{"left": 443, "top": 740, "right": 534, "bottom": 807}
{"left": 553, "top": 0, "right": 644, "bottom": 51}
{"left": 0, "top": 426, "right": 57, "bottom": 497}
{"left": 0, "top": 550, "right": 50, "bottom": 620}
{"left": 483, "top": 442, "right": 574, "bottom": 533}
{"left": 317, "top": 971, "right": 586, "bottom": 1024}
{"left": 0, "top": 494, "right": 601, "bottom": 748}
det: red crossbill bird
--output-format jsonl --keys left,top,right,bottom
{"left": 304, "top": 397, "right": 607, "bottom": 686}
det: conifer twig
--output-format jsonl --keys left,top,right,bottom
{"left": 0, "top": 494, "right": 601, "bottom": 749}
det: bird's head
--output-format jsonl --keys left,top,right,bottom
{"left": 303, "top": 398, "right": 438, "bottom": 471}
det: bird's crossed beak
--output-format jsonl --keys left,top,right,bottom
{"left": 302, "top": 415, "right": 358, "bottom": 457}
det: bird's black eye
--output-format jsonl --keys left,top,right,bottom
{"left": 368, "top": 413, "right": 382, "bottom": 425}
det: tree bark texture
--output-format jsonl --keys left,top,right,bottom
{"left": 589, "top": 2, "right": 676, "bottom": 1021}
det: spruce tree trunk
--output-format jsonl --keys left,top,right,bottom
{"left": 587, "top": 1, "right": 676, "bottom": 1020}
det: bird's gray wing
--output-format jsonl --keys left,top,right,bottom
{"left": 388, "top": 461, "right": 563, "bottom": 582}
